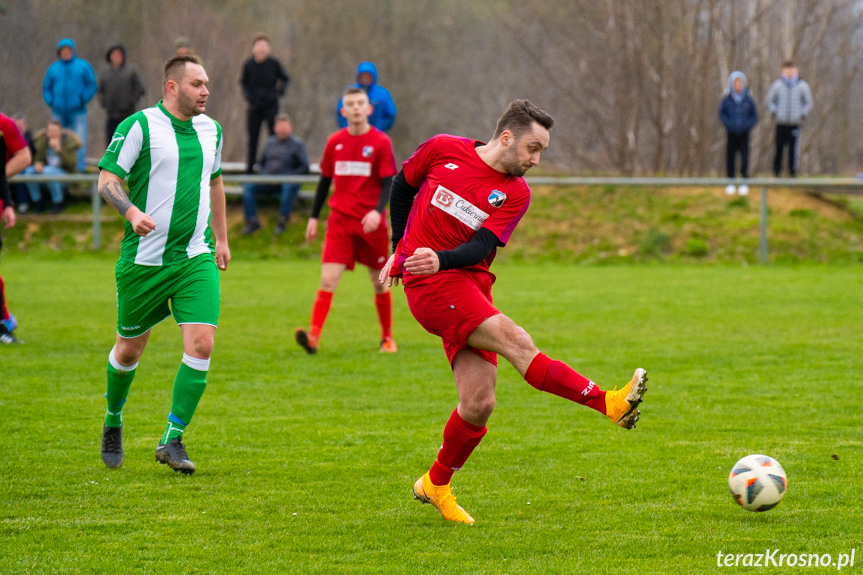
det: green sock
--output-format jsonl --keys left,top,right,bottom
{"left": 161, "top": 356, "right": 208, "bottom": 444}
{"left": 105, "top": 350, "right": 137, "bottom": 428}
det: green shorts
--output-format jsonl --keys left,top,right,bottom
{"left": 116, "top": 254, "right": 220, "bottom": 338}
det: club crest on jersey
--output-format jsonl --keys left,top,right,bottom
{"left": 362, "top": 145, "right": 374, "bottom": 158}
{"left": 488, "top": 190, "right": 506, "bottom": 208}
{"left": 335, "top": 143, "right": 344, "bottom": 151}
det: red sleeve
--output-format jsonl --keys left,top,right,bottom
{"left": 375, "top": 134, "right": 397, "bottom": 179}
{"left": 401, "top": 136, "right": 442, "bottom": 188}
{"left": 480, "top": 182, "right": 531, "bottom": 246}
{"left": 0, "top": 115, "right": 26, "bottom": 161}
{"left": 319, "top": 133, "right": 336, "bottom": 178}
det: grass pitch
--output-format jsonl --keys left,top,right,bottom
{"left": 1, "top": 256, "right": 861, "bottom": 574}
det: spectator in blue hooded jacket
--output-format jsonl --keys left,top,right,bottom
{"left": 719, "top": 71, "right": 758, "bottom": 196}
{"left": 335, "top": 62, "right": 396, "bottom": 132}
{"left": 42, "top": 38, "right": 96, "bottom": 173}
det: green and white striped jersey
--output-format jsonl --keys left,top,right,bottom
{"left": 99, "top": 101, "right": 223, "bottom": 266}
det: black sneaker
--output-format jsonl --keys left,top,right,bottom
{"left": 274, "top": 219, "right": 287, "bottom": 236}
{"left": 101, "top": 425, "right": 124, "bottom": 468}
{"left": 155, "top": 436, "right": 196, "bottom": 474}
{"left": 242, "top": 221, "right": 261, "bottom": 235}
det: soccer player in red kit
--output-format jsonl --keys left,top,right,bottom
{"left": 0, "top": 112, "right": 32, "bottom": 344}
{"left": 296, "top": 88, "right": 397, "bottom": 354}
{"left": 379, "top": 100, "right": 648, "bottom": 524}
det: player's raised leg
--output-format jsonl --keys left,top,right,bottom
{"left": 155, "top": 323, "right": 214, "bottom": 474}
{"left": 101, "top": 332, "right": 149, "bottom": 469}
{"left": 296, "top": 263, "right": 345, "bottom": 354}
{"left": 467, "top": 314, "right": 647, "bottom": 429}
{"left": 368, "top": 267, "right": 396, "bottom": 353}
{"left": 414, "top": 349, "right": 494, "bottom": 525}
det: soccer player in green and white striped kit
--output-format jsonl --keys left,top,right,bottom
{"left": 97, "top": 55, "right": 230, "bottom": 474}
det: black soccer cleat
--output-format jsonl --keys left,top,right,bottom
{"left": 294, "top": 328, "right": 318, "bottom": 354}
{"left": 155, "top": 436, "right": 196, "bottom": 474}
{"left": 0, "top": 323, "right": 22, "bottom": 344}
{"left": 101, "top": 425, "right": 124, "bottom": 469}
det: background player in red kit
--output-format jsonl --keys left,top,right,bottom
{"left": 380, "top": 100, "right": 648, "bottom": 524}
{"left": 296, "top": 88, "right": 397, "bottom": 354}
{"left": 0, "top": 112, "right": 32, "bottom": 344}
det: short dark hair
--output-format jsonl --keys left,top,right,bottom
{"left": 274, "top": 113, "right": 292, "bottom": 123}
{"left": 343, "top": 87, "right": 366, "bottom": 98}
{"left": 782, "top": 60, "right": 797, "bottom": 69}
{"left": 47, "top": 119, "right": 62, "bottom": 129}
{"left": 492, "top": 100, "right": 554, "bottom": 140}
{"left": 162, "top": 54, "right": 201, "bottom": 88}
{"left": 253, "top": 34, "right": 270, "bottom": 45}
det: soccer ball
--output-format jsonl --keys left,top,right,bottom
{"left": 728, "top": 454, "right": 787, "bottom": 512}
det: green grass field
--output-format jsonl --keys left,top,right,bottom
{"left": 1, "top": 256, "right": 861, "bottom": 574}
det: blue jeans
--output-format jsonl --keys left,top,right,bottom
{"left": 23, "top": 165, "right": 66, "bottom": 204}
{"left": 52, "top": 111, "right": 88, "bottom": 173}
{"left": 242, "top": 183, "right": 300, "bottom": 222}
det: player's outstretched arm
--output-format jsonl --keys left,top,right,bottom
{"left": 98, "top": 169, "right": 155, "bottom": 237}
{"left": 210, "top": 175, "right": 231, "bottom": 271}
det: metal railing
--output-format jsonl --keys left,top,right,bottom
{"left": 11, "top": 173, "right": 863, "bottom": 263}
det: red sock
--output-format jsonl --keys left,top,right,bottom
{"left": 0, "top": 274, "right": 9, "bottom": 321}
{"left": 374, "top": 292, "right": 392, "bottom": 339}
{"left": 428, "top": 409, "right": 487, "bottom": 486}
{"left": 309, "top": 290, "right": 333, "bottom": 340}
{"left": 524, "top": 353, "right": 607, "bottom": 414}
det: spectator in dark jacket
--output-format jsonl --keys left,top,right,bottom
{"left": 718, "top": 71, "right": 758, "bottom": 196}
{"left": 336, "top": 62, "right": 396, "bottom": 132}
{"left": 98, "top": 44, "right": 146, "bottom": 147}
{"left": 42, "top": 38, "right": 96, "bottom": 173}
{"left": 242, "top": 114, "right": 309, "bottom": 236}
{"left": 240, "top": 34, "right": 290, "bottom": 174}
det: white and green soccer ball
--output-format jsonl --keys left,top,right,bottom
{"left": 728, "top": 454, "right": 787, "bottom": 512}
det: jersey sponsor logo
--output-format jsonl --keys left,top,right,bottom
{"left": 488, "top": 189, "right": 506, "bottom": 208}
{"left": 334, "top": 160, "right": 372, "bottom": 177}
{"left": 444, "top": 162, "right": 459, "bottom": 170}
{"left": 362, "top": 145, "right": 374, "bottom": 158}
{"left": 107, "top": 132, "right": 125, "bottom": 153}
{"left": 431, "top": 185, "right": 489, "bottom": 231}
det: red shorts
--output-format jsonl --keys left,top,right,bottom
{"left": 404, "top": 269, "right": 500, "bottom": 367}
{"left": 322, "top": 210, "right": 390, "bottom": 271}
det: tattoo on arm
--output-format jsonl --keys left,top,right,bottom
{"left": 99, "top": 180, "right": 133, "bottom": 216}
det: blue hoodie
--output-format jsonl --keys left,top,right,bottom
{"left": 335, "top": 62, "right": 397, "bottom": 132}
{"left": 42, "top": 38, "right": 97, "bottom": 119}
{"left": 719, "top": 71, "right": 758, "bottom": 134}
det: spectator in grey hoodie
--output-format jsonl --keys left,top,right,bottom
{"left": 98, "top": 44, "right": 146, "bottom": 147}
{"left": 766, "top": 60, "right": 813, "bottom": 177}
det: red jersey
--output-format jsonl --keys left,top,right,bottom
{"left": 319, "top": 126, "right": 397, "bottom": 220}
{"left": 395, "top": 134, "right": 531, "bottom": 278}
{"left": 0, "top": 113, "right": 26, "bottom": 163}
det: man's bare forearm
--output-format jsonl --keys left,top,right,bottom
{"left": 99, "top": 180, "right": 133, "bottom": 216}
